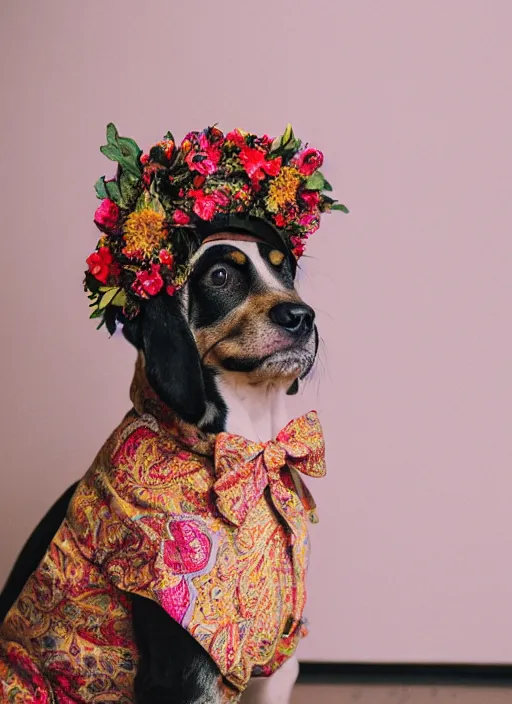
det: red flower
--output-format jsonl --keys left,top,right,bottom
{"left": 300, "top": 189, "right": 320, "bottom": 209}
{"left": 193, "top": 174, "right": 206, "bottom": 189}
{"left": 156, "top": 138, "right": 175, "bottom": 160}
{"left": 274, "top": 213, "right": 287, "bottom": 228}
{"left": 296, "top": 148, "right": 324, "bottom": 176}
{"left": 225, "top": 129, "right": 247, "bottom": 147}
{"left": 140, "top": 153, "right": 150, "bottom": 165}
{"left": 142, "top": 162, "right": 163, "bottom": 187}
{"left": 239, "top": 145, "right": 281, "bottom": 181}
{"left": 86, "top": 247, "right": 114, "bottom": 284}
{"left": 159, "top": 250, "right": 174, "bottom": 267}
{"left": 208, "top": 126, "right": 225, "bottom": 144}
{"left": 257, "top": 134, "right": 273, "bottom": 148}
{"left": 173, "top": 209, "right": 191, "bottom": 225}
{"left": 291, "top": 236, "right": 306, "bottom": 258}
{"left": 189, "top": 190, "right": 218, "bottom": 221}
{"left": 166, "top": 284, "right": 177, "bottom": 296}
{"left": 94, "top": 199, "right": 120, "bottom": 230}
{"left": 132, "top": 264, "right": 164, "bottom": 298}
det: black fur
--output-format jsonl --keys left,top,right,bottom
{"left": 124, "top": 295, "right": 207, "bottom": 425}
{"left": 132, "top": 594, "right": 224, "bottom": 704}
{"left": 188, "top": 245, "right": 252, "bottom": 329}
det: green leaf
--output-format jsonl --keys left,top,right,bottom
{"left": 270, "top": 134, "right": 283, "bottom": 153}
{"left": 89, "top": 308, "right": 102, "bottom": 319}
{"left": 100, "top": 122, "right": 142, "bottom": 179}
{"left": 94, "top": 176, "right": 108, "bottom": 199}
{"left": 100, "top": 144, "right": 121, "bottom": 161}
{"left": 270, "top": 123, "right": 297, "bottom": 154}
{"left": 106, "top": 123, "right": 119, "bottom": 143}
{"left": 163, "top": 130, "right": 175, "bottom": 142}
{"left": 322, "top": 179, "right": 333, "bottom": 192}
{"left": 281, "top": 125, "right": 301, "bottom": 153}
{"left": 305, "top": 171, "right": 325, "bottom": 191}
{"left": 104, "top": 179, "right": 122, "bottom": 204}
{"left": 112, "top": 289, "right": 127, "bottom": 307}
{"left": 119, "top": 168, "right": 140, "bottom": 207}
{"left": 282, "top": 123, "right": 294, "bottom": 147}
{"left": 98, "top": 287, "right": 121, "bottom": 310}
{"left": 331, "top": 203, "right": 349, "bottom": 213}
{"left": 284, "top": 138, "right": 301, "bottom": 153}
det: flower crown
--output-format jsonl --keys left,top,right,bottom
{"left": 85, "top": 123, "right": 348, "bottom": 333}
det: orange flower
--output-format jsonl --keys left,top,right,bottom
{"left": 123, "top": 208, "right": 168, "bottom": 259}
{"left": 266, "top": 167, "right": 302, "bottom": 213}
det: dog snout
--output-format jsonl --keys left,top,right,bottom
{"left": 269, "top": 302, "right": 315, "bottom": 337}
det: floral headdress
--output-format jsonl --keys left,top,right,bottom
{"left": 85, "top": 123, "right": 348, "bottom": 332}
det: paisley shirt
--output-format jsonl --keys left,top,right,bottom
{"left": 0, "top": 360, "right": 326, "bottom": 703}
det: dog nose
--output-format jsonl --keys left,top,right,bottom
{"left": 269, "top": 302, "right": 315, "bottom": 336}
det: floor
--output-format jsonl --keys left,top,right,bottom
{"left": 291, "top": 684, "right": 512, "bottom": 703}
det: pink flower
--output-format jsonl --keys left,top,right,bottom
{"left": 299, "top": 212, "right": 320, "bottom": 235}
{"left": 198, "top": 133, "right": 210, "bottom": 151}
{"left": 132, "top": 264, "right": 164, "bottom": 298}
{"left": 239, "top": 145, "right": 282, "bottom": 181}
{"left": 94, "top": 199, "right": 120, "bottom": 230}
{"left": 185, "top": 133, "right": 223, "bottom": 176}
{"left": 185, "top": 150, "right": 220, "bottom": 176}
{"left": 189, "top": 189, "right": 218, "bottom": 221}
{"left": 86, "top": 247, "right": 114, "bottom": 284}
{"left": 173, "top": 209, "right": 191, "bottom": 225}
{"left": 211, "top": 189, "right": 230, "bottom": 207}
{"left": 296, "top": 148, "right": 324, "bottom": 176}
{"left": 300, "top": 189, "right": 320, "bottom": 209}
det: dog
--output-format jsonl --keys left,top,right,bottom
{"left": 0, "top": 230, "right": 320, "bottom": 704}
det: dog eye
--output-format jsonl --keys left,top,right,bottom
{"left": 210, "top": 267, "right": 228, "bottom": 287}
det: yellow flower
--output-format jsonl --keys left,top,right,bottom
{"left": 266, "top": 166, "right": 302, "bottom": 213}
{"left": 123, "top": 208, "right": 168, "bottom": 258}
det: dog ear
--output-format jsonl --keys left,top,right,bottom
{"left": 124, "top": 295, "right": 207, "bottom": 424}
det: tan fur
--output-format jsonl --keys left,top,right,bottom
{"left": 195, "top": 290, "right": 302, "bottom": 366}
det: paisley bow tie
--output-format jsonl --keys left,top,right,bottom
{"left": 213, "top": 411, "right": 326, "bottom": 527}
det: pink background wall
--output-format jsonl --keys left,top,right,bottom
{"left": 1, "top": 0, "right": 511, "bottom": 663}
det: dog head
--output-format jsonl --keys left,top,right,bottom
{"left": 123, "top": 230, "right": 318, "bottom": 431}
